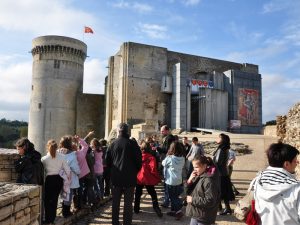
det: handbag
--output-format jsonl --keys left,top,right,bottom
{"left": 233, "top": 177, "right": 257, "bottom": 221}
{"left": 246, "top": 199, "right": 261, "bottom": 225}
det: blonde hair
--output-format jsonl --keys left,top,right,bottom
{"left": 47, "top": 139, "right": 57, "bottom": 158}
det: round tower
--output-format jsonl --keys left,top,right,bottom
{"left": 28, "top": 35, "right": 87, "bottom": 154}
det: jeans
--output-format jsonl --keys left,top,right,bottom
{"left": 167, "top": 184, "right": 183, "bottom": 212}
{"left": 112, "top": 186, "right": 135, "bottom": 225}
{"left": 94, "top": 174, "right": 104, "bottom": 198}
{"left": 162, "top": 182, "right": 170, "bottom": 206}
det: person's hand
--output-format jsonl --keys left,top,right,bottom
{"left": 186, "top": 195, "right": 192, "bottom": 203}
{"left": 188, "top": 170, "right": 198, "bottom": 183}
{"left": 88, "top": 131, "right": 94, "bottom": 136}
{"left": 73, "top": 135, "right": 79, "bottom": 142}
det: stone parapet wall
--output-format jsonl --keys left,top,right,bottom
{"left": 0, "top": 183, "right": 41, "bottom": 225}
{"left": 0, "top": 149, "right": 19, "bottom": 183}
{"left": 263, "top": 125, "right": 277, "bottom": 137}
{"left": 276, "top": 103, "right": 300, "bottom": 178}
{"left": 276, "top": 115, "right": 287, "bottom": 142}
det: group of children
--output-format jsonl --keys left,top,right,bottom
{"left": 133, "top": 134, "right": 230, "bottom": 225}
{"left": 15, "top": 131, "right": 235, "bottom": 225}
{"left": 14, "top": 133, "right": 110, "bottom": 225}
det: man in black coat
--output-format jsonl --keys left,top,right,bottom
{"left": 106, "top": 123, "right": 142, "bottom": 225}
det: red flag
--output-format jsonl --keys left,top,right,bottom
{"left": 84, "top": 26, "right": 94, "bottom": 34}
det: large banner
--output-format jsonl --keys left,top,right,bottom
{"left": 238, "top": 88, "right": 259, "bottom": 126}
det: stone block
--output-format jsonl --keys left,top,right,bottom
{"left": 15, "top": 213, "right": 30, "bottom": 225}
{"left": 0, "top": 172, "right": 11, "bottom": 182}
{"left": 0, "top": 216, "right": 15, "bottom": 225}
{"left": 24, "top": 208, "right": 30, "bottom": 215}
{"left": 0, "top": 205, "right": 13, "bottom": 221}
{"left": 29, "top": 197, "right": 39, "bottom": 207}
{"left": 14, "top": 198, "right": 29, "bottom": 212}
{"left": 28, "top": 187, "right": 40, "bottom": 199}
{"left": 30, "top": 219, "right": 39, "bottom": 225}
{"left": 30, "top": 205, "right": 40, "bottom": 216}
{"left": 14, "top": 210, "right": 24, "bottom": 219}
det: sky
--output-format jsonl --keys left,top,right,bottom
{"left": 0, "top": 0, "right": 299, "bottom": 123}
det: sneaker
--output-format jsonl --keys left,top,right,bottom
{"left": 175, "top": 211, "right": 184, "bottom": 220}
{"left": 154, "top": 207, "right": 163, "bottom": 217}
{"left": 166, "top": 211, "right": 176, "bottom": 217}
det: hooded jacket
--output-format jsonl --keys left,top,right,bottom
{"left": 186, "top": 165, "right": 220, "bottom": 224}
{"left": 15, "top": 149, "right": 43, "bottom": 185}
{"left": 162, "top": 155, "right": 185, "bottom": 186}
{"left": 137, "top": 152, "right": 161, "bottom": 186}
{"left": 254, "top": 166, "right": 300, "bottom": 225}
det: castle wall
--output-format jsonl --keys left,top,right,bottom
{"left": 29, "top": 36, "right": 87, "bottom": 155}
{"left": 0, "top": 149, "right": 19, "bottom": 182}
{"left": 76, "top": 93, "right": 106, "bottom": 139}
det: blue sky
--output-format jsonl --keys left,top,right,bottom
{"left": 0, "top": 0, "right": 299, "bottom": 123}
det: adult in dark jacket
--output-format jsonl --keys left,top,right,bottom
{"left": 186, "top": 155, "right": 220, "bottom": 225}
{"left": 106, "top": 123, "right": 142, "bottom": 225}
{"left": 213, "top": 133, "right": 235, "bottom": 215}
{"left": 14, "top": 138, "right": 44, "bottom": 185}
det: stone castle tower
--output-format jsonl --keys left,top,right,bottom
{"left": 28, "top": 36, "right": 87, "bottom": 154}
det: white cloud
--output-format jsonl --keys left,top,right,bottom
{"left": 111, "top": 1, "right": 153, "bottom": 13}
{"left": 83, "top": 58, "right": 108, "bottom": 94}
{"left": 136, "top": 23, "right": 169, "bottom": 39}
{"left": 262, "top": 73, "right": 300, "bottom": 122}
{"left": 262, "top": 0, "right": 291, "bottom": 14}
{"left": 226, "top": 42, "right": 287, "bottom": 63}
{"left": 0, "top": 57, "right": 31, "bottom": 121}
{"left": 0, "top": 0, "right": 95, "bottom": 37}
{"left": 182, "top": 0, "right": 201, "bottom": 6}
{"left": 227, "top": 21, "right": 264, "bottom": 44}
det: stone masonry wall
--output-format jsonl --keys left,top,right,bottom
{"left": 276, "top": 102, "right": 300, "bottom": 178}
{"left": 0, "top": 183, "right": 41, "bottom": 225}
{"left": 283, "top": 103, "right": 300, "bottom": 150}
{"left": 0, "top": 149, "right": 19, "bottom": 183}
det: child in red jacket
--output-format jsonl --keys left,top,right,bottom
{"left": 134, "top": 140, "right": 163, "bottom": 217}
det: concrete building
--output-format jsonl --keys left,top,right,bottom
{"left": 29, "top": 36, "right": 105, "bottom": 154}
{"left": 105, "top": 42, "right": 262, "bottom": 138}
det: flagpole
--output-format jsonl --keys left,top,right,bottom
{"left": 83, "top": 26, "right": 85, "bottom": 42}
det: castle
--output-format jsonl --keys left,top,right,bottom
{"left": 28, "top": 36, "right": 262, "bottom": 154}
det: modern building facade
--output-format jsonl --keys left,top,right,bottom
{"left": 105, "top": 42, "right": 262, "bottom": 137}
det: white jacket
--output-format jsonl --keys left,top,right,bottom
{"left": 254, "top": 166, "right": 300, "bottom": 225}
